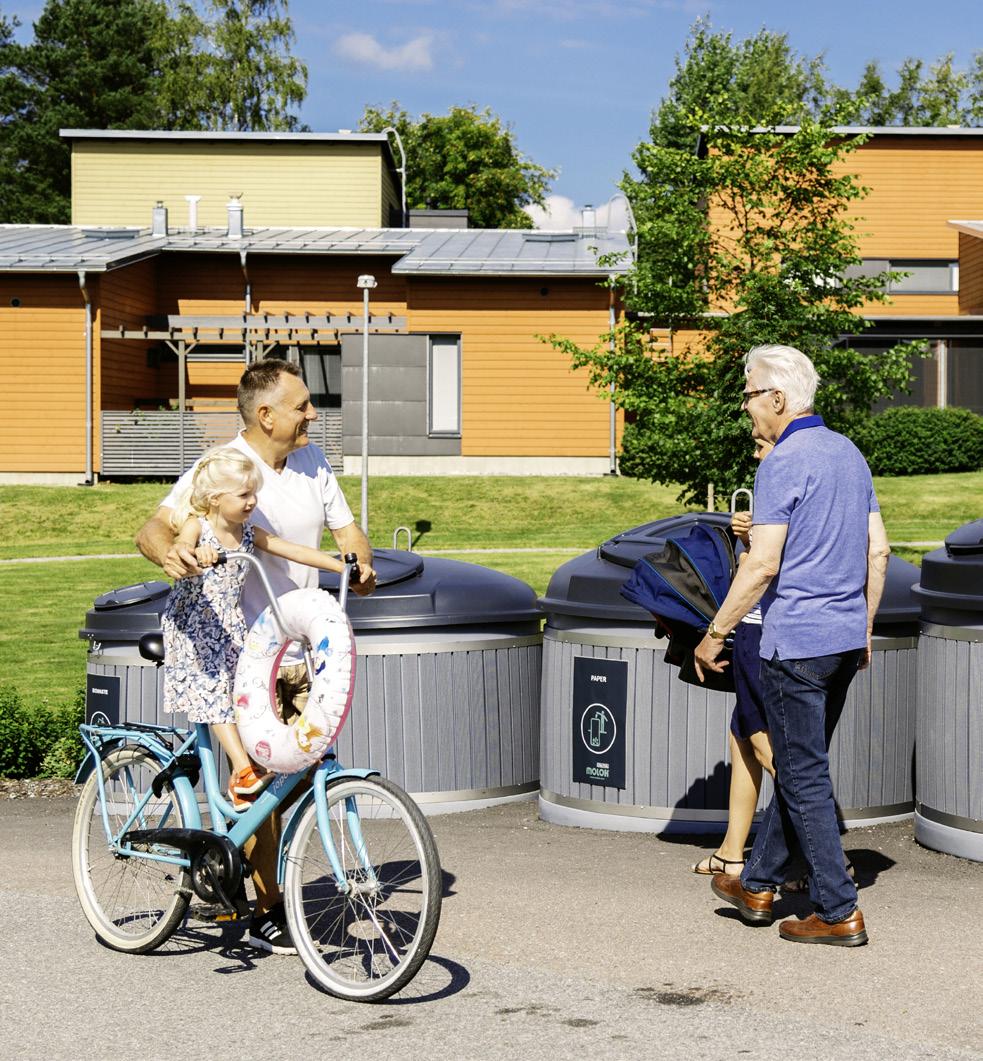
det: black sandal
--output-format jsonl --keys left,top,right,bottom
{"left": 693, "top": 852, "right": 745, "bottom": 876}
{"left": 783, "top": 860, "right": 855, "bottom": 893}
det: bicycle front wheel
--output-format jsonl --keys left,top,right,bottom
{"left": 72, "top": 746, "right": 191, "bottom": 953}
{"left": 284, "top": 776, "right": 442, "bottom": 1001}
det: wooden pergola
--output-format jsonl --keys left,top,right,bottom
{"left": 100, "top": 312, "right": 407, "bottom": 467}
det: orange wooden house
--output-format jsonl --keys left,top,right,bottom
{"left": 0, "top": 130, "right": 626, "bottom": 483}
{"left": 2, "top": 126, "right": 982, "bottom": 483}
{"left": 831, "top": 127, "right": 983, "bottom": 412}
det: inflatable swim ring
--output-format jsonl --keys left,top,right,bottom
{"left": 233, "top": 587, "right": 356, "bottom": 773}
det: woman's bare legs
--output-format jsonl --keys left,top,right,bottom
{"left": 694, "top": 730, "right": 775, "bottom": 874}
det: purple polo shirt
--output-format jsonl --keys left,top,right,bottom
{"left": 753, "top": 416, "right": 879, "bottom": 661}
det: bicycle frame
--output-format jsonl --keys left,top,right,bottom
{"left": 79, "top": 554, "right": 379, "bottom": 898}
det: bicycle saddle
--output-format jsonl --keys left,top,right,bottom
{"left": 138, "top": 632, "right": 164, "bottom": 664}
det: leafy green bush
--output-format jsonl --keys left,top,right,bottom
{"left": 0, "top": 685, "right": 84, "bottom": 779}
{"left": 850, "top": 406, "right": 983, "bottom": 477}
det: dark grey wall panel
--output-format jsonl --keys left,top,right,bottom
{"left": 342, "top": 333, "right": 462, "bottom": 457}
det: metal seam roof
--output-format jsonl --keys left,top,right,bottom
{"left": 0, "top": 225, "right": 630, "bottom": 275}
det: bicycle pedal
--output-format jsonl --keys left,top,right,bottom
{"left": 214, "top": 910, "right": 244, "bottom": 923}
{"left": 192, "top": 903, "right": 247, "bottom": 924}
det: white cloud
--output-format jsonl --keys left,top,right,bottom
{"left": 524, "top": 194, "right": 631, "bottom": 231}
{"left": 335, "top": 32, "right": 434, "bottom": 72}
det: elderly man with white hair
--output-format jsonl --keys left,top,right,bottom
{"left": 694, "top": 343, "right": 891, "bottom": 946}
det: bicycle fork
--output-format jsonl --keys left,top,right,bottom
{"left": 312, "top": 765, "right": 379, "bottom": 895}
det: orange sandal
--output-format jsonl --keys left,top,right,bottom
{"left": 228, "top": 764, "right": 271, "bottom": 808}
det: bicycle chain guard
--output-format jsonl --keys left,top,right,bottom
{"left": 124, "top": 827, "right": 243, "bottom": 910}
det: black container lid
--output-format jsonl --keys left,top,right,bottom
{"left": 80, "top": 551, "right": 539, "bottom": 642}
{"left": 319, "top": 548, "right": 539, "bottom": 630}
{"left": 79, "top": 581, "right": 171, "bottom": 641}
{"left": 539, "top": 513, "right": 921, "bottom": 629}
{"left": 539, "top": 513, "right": 731, "bottom": 623}
{"left": 912, "top": 518, "right": 983, "bottom": 616}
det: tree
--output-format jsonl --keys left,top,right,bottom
{"left": 650, "top": 19, "right": 830, "bottom": 151}
{"left": 0, "top": 0, "right": 164, "bottom": 223}
{"left": 550, "top": 107, "right": 919, "bottom": 505}
{"left": 359, "top": 102, "right": 555, "bottom": 229}
{"left": 156, "top": 1, "right": 307, "bottom": 131}
{"left": 969, "top": 53, "right": 983, "bottom": 124}
{"left": 850, "top": 54, "right": 976, "bottom": 126}
{"left": 917, "top": 54, "right": 969, "bottom": 126}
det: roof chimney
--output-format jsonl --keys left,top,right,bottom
{"left": 151, "top": 201, "right": 168, "bottom": 237}
{"left": 227, "top": 197, "right": 243, "bottom": 240}
{"left": 185, "top": 195, "right": 201, "bottom": 232}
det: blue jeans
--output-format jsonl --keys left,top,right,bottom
{"left": 741, "top": 649, "right": 863, "bottom": 923}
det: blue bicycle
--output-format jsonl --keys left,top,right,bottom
{"left": 71, "top": 554, "right": 442, "bottom": 1001}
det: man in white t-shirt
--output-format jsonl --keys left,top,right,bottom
{"left": 136, "top": 358, "right": 376, "bottom": 954}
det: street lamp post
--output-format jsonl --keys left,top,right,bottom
{"left": 356, "top": 275, "right": 378, "bottom": 533}
{"left": 603, "top": 192, "right": 639, "bottom": 476}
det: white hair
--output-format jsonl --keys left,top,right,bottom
{"left": 744, "top": 344, "right": 819, "bottom": 415}
{"left": 169, "top": 446, "right": 260, "bottom": 530}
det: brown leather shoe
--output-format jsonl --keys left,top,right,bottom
{"left": 710, "top": 872, "right": 774, "bottom": 925}
{"left": 779, "top": 909, "right": 868, "bottom": 947}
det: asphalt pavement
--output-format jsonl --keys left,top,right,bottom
{"left": 2, "top": 795, "right": 981, "bottom": 1060}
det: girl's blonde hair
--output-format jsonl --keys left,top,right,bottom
{"left": 169, "top": 446, "right": 260, "bottom": 530}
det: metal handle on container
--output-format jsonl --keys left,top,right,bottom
{"left": 392, "top": 525, "right": 412, "bottom": 551}
{"left": 730, "top": 488, "right": 753, "bottom": 515}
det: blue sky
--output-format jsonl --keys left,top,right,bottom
{"left": 7, "top": 1, "right": 983, "bottom": 228}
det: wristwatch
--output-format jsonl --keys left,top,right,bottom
{"left": 707, "top": 620, "right": 729, "bottom": 640}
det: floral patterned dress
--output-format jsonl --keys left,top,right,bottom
{"left": 162, "top": 518, "right": 254, "bottom": 724}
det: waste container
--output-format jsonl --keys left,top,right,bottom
{"left": 537, "top": 514, "right": 920, "bottom": 833}
{"left": 321, "top": 550, "right": 542, "bottom": 812}
{"left": 911, "top": 518, "right": 983, "bottom": 861}
{"left": 80, "top": 550, "right": 542, "bottom": 812}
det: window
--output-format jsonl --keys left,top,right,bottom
{"left": 300, "top": 346, "right": 342, "bottom": 408}
{"left": 887, "top": 260, "right": 958, "bottom": 294}
{"left": 845, "top": 259, "right": 958, "bottom": 293}
{"left": 428, "top": 335, "right": 461, "bottom": 436}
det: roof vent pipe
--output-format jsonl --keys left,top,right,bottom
{"left": 185, "top": 194, "right": 201, "bottom": 232}
{"left": 580, "top": 203, "right": 596, "bottom": 237}
{"left": 151, "top": 201, "right": 168, "bottom": 237}
{"left": 227, "top": 197, "right": 244, "bottom": 239}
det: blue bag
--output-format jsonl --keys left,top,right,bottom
{"left": 620, "top": 523, "right": 737, "bottom": 692}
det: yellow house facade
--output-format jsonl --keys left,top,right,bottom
{"left": 66, "top": 129, "right": 404, "bottom": 229}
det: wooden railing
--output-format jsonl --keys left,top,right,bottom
{"left": 100, "top": 410, "right": 343, "bottom": 478}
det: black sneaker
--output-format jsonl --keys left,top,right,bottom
{"left": 247, "top": 903, "right": 296, "bottom": 955}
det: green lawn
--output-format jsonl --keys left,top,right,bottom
{"left": 1, "top": 471, "right": 976, "bottom": 707}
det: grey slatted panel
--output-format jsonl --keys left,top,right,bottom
{"left": 828, "top": 646, "right": 917, "bottom": 811}
{"left": 541, "top": 629, "right": 907, "bottom": 823}
{"left": 418, "top": 653, "right": 440, "bottom": 792}
{"left": 448, "top": 651, "right": 472, "bottom": 791}
{"left": 399, "top": 655, "right": 423, "bottom": 792}
{"left": 343, "top": 644, "right": 539, "bottom": 795}
{"left": 971, "top": 644, "right": 983, "bottom": 821}
{"left": 101, "top": 409, "right": 342, "bottom": 476}
{"left": 88, "top": 636, "right": 540, "bottom": 803}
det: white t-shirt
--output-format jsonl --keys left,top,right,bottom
{"left": 161, "top": 433, "right": 355, "bottom": 661}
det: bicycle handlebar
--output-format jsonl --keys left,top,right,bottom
{"left": 215, "top": 550, "right": 359, "bottom": 685}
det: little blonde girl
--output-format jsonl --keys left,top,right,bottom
{"left": 162, "top": 445, "right": 346, "bottom": 808}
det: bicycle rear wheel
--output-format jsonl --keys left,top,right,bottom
{"left": 72, "top": 746, "right": 191, "bottom": 953}
{"left": 284, "top": 776, "right": 442, "bottom": 1001}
